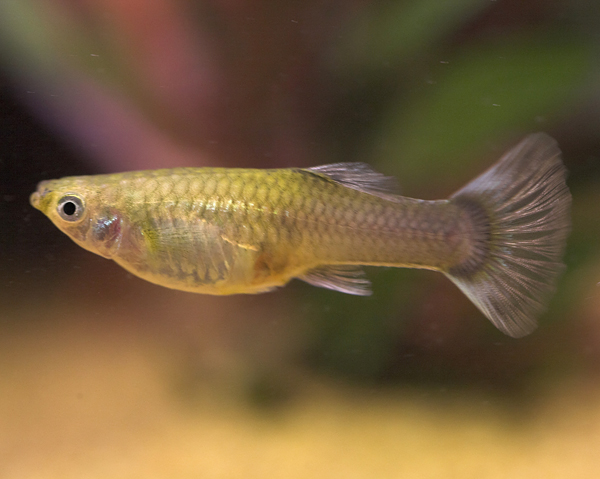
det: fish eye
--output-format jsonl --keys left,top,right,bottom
{"left": 57, "top": 194, "right": 85, "bottom": 222}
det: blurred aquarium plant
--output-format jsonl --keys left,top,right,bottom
{"left": 0, "top": 0, "right": 598, "bottom": 390}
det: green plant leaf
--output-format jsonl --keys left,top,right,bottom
{"left": 331, "top": 0, "right": 489, "bottom": 72}
{"left": 375, "top": 34, "right": 592, "bottom": 188}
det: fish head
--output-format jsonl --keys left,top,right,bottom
{"left": 30, "top": 176, "right": 124, "bottom": 259}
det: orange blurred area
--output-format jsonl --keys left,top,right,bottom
{"left": 2, "top": 297, "right": 600, "bottom": 478}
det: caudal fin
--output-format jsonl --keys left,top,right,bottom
{"left": 446, "top": 133, "right": 571, "bottom": 338}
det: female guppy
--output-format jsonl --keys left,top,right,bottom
{"left": 31, "top": 133, "right": 570, "bottom": 338}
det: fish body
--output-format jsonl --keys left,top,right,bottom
{"left": 31, "top": 133, "right": 571, "bottom": 337}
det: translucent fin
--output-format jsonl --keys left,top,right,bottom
{"left": 299, "top": 265, "right": 372, "bottom": 296}
{"left": 446, "top": 133, "right": 571, "bottom": 338}
{"left": 305, "top": 163, "right": 400, "bottom": 200}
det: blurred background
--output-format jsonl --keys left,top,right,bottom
{"left": 1, "top": 0, "right": 600, "bottom": 477}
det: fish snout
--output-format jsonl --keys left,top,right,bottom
{"left": 29, "top": 191, "right": 40, "bottom": 209}
{"left": 30, "top": 180, "right": 53, "bottom": 210}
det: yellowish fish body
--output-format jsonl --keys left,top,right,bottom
{"left": 31, "top": 134, "right": 571, "bottom": 337}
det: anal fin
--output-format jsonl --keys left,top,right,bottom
{"left": 299, "top": 265, "right": 372, "bottom": 296}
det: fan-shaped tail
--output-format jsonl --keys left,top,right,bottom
{"left": 446, "top": 133, "right": 571, "bottom": 337}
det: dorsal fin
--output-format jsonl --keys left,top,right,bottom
{"left": 305, "top": 162, "right": 400, "bottom": 200}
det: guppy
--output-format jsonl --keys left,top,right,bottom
{"left": 31, "top": 133, "right": 571, "bottom": 338}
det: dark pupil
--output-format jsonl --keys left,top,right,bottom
{"left": 62, "top": 201, "right": 77, "bottom": 216}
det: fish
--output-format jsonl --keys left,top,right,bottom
{"left": 30, "top": 133, "right": 571, "bottom": 337}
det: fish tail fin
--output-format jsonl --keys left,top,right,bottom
{"left": 446, "top": 133, "right": 571, "bottom": 337}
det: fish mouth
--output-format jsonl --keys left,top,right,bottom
{"left": 29, "top": 191, "right": 41, "bottom": 209}
{"left": 30, "top": 180, "right": 52, "bottom": 210}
